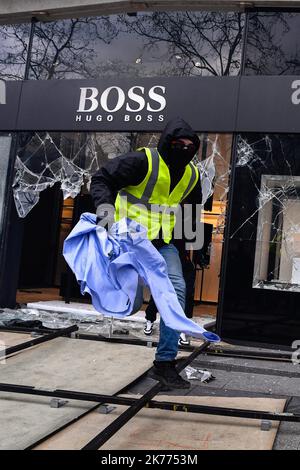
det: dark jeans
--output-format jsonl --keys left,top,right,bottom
{"left": 146, "top": 256, "right": 196, "bottom": 323}
{"left": 155, "top": 244, "right": 186, "bottom": 361}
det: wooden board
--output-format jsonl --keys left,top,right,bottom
{"left": 35, "top": 395, "right": 286, "bottom": 450}
{"left": 0, "top": 331, "right": 32, "bottom": 350}
{"left": 0, "top": 338, "right": 154, "bottom": 449}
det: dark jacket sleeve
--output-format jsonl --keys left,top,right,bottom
{"left": 90, "top": 151, "right": 148, "bottom": 208}
{"left": 183, "top": 170, "right": 202, "bottom": 205}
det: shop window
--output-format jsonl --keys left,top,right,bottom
{"left": 0, "top": 23, "right": 31, "bottom": 80}
{"left": 13, "top": 130, "right": 233, "bottom": 306}
{"left": 245, "top": 11, "right": 300, "bottom": 75}
{"left": 14, "top": 132, "right": 86, "bottom": 218}
{"left": 253, "top": 174, "right": 300, "bottom": 292}
{"left": 13, "top": 131, "right": 164, "bottom": 218}
{"left": 28, "top": 11, "right": 244, "bottom": 80}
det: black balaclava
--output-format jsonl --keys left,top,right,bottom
{"left": 157, "top": 117, "right": 200, "bottom": 170}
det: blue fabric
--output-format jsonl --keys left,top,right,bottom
{"left": 63, "top": 213, "right": 220, "bottom": 343}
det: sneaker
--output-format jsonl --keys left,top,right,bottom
{"left": 178, "top": 333, "right": 190, "bottom": 346}
{"left": 149, "top": 360, "right": 190, "bottom": 389}
{"left": 143, "top": 320, "right": 154, "bottom": 336}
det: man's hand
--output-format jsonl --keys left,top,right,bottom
{"left": 96, "top": 204, "right": 116, "bottom": 230}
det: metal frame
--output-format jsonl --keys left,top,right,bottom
{"left": 0, "top": 334, "right": 299, "bottom": 449}
{"left": 77, "top": 333, "right": 158, "bottom": 348}
{"left": 24, "top": 364, "right": 154, "bottom": 450}
{"left": 0, "top": 381, "right": 299, "bottom": 424}
{"left": 0, "top": 337, "right": 299, "bottom": 450}
{"left": 0, "top": 325, "right": 66, "bottom": 335}
{"left": 0, "top": 324, "right": 78, "bottom": 360}
{"left": 3, "top": 328, "right": 293, "bottom": 362}
{"left": 207, "top": 346, "right": 294, "bottom": 362}
{"left": 0, "top": 342, "right": 210, "bottom": 449}
{"left": 215, "top": 132, "right": 240, "bottom": 339}
{"left": 76, "top": 333, "right": 295, "bottom": 362}
{"left": 82, "top": 341, "right": 211, "bottom": 449}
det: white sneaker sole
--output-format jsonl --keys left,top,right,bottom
{"left": 178, "top": 340, "right": 190, "bottom": 346}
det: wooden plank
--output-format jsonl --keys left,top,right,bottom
{"left": 0, "top": 338, "right": 154, "bottom": 449}
{"left": 0, "top": 332, "right": 32, "bottom": 350}
{"left": 35, "top": 396, "right": 286, "bottom": 450}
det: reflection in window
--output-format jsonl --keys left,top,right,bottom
{"left": 253, "top": 175, "right": 300, "bottom": 291}
{"left": 28, "top": 11, "right": 244, "bottom": 80}
{"left": 245, "top": 12, "right": 300, "bottom": 75}
{"left": 29, "top": 18, "right": 118, "bottom": 80}
{"left": 0, "top": 24, "right": 31, "bottom": 80}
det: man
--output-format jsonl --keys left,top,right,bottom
{"left": 90, "top": 117, "right": 201, "bottom": 389}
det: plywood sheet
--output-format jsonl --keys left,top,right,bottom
{"left": 0, "top": 331, "right": 32, "bottom": 350}
{"left": 0, "top": 338, "right": 154, "bottom": 449}
{"left": 35, "top": 395, "right": 285, "bottom": 450}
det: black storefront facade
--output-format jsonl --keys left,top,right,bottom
{"left": 1, "top": 7, "right": 300, "bottom": 349}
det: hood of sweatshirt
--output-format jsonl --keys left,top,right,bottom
{"left": 157, "top": 116, "right": 200, "bottom": 169}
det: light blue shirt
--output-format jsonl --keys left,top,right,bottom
{"left": 63, "top": 213, "right": 220, "bottom": 342}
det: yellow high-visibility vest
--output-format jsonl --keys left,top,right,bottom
{"left": 115, "top": 147, "right": 199, "bottom": 243}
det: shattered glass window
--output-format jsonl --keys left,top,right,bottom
{"left": 14, "top": 132, "right": 85, "bottom": 218}
{"left": 231, "top": 134, "right": 300, "bottom": 293}
{"left": 253, "top": 175, "right": 300, "bottom": 292}
{"left": 195, "top": 134, "right": 232, "bottom": 233}
{"left": 13, "top": 131, "right": 166, "bottom": 218}
{"left": 193, "top": 134, "right": 233, "bottom": 303}
{"left": 13, "top": 132, "right": 133, "bottom": 217}
{"left": 13, "top": 130, "right": 233, "bottom": 306}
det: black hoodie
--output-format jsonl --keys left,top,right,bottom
{"left": 90, "top": 117, "right": 201, "bottom": 210}
{"left": 157, "top": 116, "right": 200, "bottom": 168}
